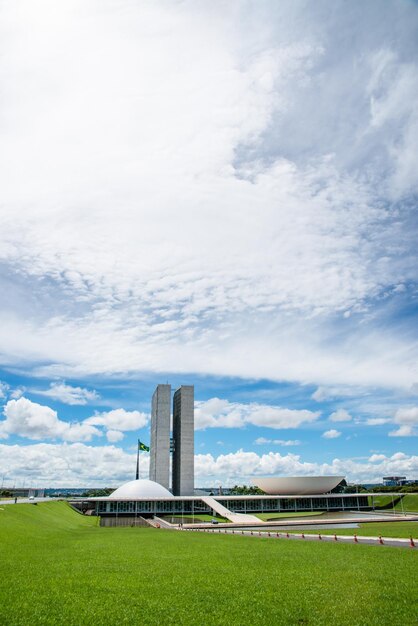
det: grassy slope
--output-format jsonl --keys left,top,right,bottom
{"left": 371, "top": 493, "right": 418, "bottom": 512}
{"left": 0, "top": 502, "right": 417, "bottom": 626}
{"left": 0, "top": 501, "right": 97, "bottom": 534}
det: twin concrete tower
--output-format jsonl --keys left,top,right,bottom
{"left": 149, "top": 384, "right": 194, "bottom": 496}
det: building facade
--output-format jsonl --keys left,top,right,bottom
{"left": 89, "top": 493, "right": 371, "bottom": 520}
{"left": 149, "top": 384, "right": 171, "bottom": 490}
{"left": 149, "top": 383, "right": 195, "bottom": 495}
{"left": 172, "top": 385, "right": 194, "bottom": 496}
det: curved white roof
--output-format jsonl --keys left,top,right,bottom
{"left": 110, "top": 479, "right": 173, "bottom": 499}
{"left": 251, "top": 476, "right": 344, "bottom": 495}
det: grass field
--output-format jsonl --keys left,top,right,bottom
{"left": 372, "top": 493, "right": 418, "bottom": 512}
{"left": 0, "top": 502, "right": 417, "bottom": 626}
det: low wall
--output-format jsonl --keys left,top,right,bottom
{"left": 99, "top": 516, "right": 151, "bottom": 528}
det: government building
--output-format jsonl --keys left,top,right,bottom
{"left": 75, "top": 384, "right": 373, "bottom": 525}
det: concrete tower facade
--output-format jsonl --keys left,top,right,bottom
{"left": 172, "top": 385, "right": 194, "bottom": 496}
{"left": 149, "top": 384, "right": 171, "bottom": 490}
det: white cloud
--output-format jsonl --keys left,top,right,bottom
{"left": 195, "top": 398, "right": 319, "bottom": 430}
{"left": 0, "top": 381, "right": 10, "bottom": 399}
{"left": 311, "top": 387, "right": 329, "bottom": 402}
{"left": 368, "top": 48, "right": 418, "bottom": 197}
{"left": 0, "top": 2, "right": 416, "bottom": 397}
{"left": 10, "top": 388, "right": 25, "bottom": 400}
{"left": 390, "top": 452, "right": 408, "bottom": 461}
{"left": 195, "top": 449, "right": 418, "bottom": 484}
{"left": 195, "top": 449, "right": 418, "bottom": 485}
{"left": 85, "top": 409, "right": 148, "bottom": 432}
{"left": 394, "top": 406, "right": 418, "bottom": 425}
{"left": 311, "top": 386, "right": 360, "bottom": 402}
{"left": 359, "top": 407, "right": 418, "bottom": 434}
{"left": 365, "top": 418, "right": 391, "bottom": 426}
{"left": 0, "top": 442, "right": 416, "bottom": 487}
{"left": 0, "top": 442, "right": 146, "bottom": 487}
{"left": 34, "top": 382, "right": 99, "bottom": 405}
{"left": 322, "top": 429, "right": 341, "bottom": 439}
{"left": 329, "top": 409, "right": 352, "bottom": 422}
{"left": 254, "top": 437, "right": 301, "bottom": 446}
{"left": 106, "top": 430, "right": 124, "bottom": 443}
{"left": 0, "top": 396, "right": 148, "bottom": 444}
{"left": 388, "top": 406, "right": 418, "bottom": 436}
{"left": 368, "top": 454, "right": 386, "bottom": 462}
{"left": 389, "top": 425, "right": 416, "bottom": 437}
{"left": 0, "top": 397, "right": 100, "bottom": 442}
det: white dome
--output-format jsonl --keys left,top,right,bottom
{"left": 251, "top": 476, "right": 344, "bottom": 495}
{"left": 110, "top": 479, "right": 173, "bottom": 499}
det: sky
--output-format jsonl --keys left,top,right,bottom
{"left": 0, "top": 0, "right": 418, "bottom": 488}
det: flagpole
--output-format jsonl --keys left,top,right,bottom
{"left": 136, "top": 438, "right": 140, "bottom": 480}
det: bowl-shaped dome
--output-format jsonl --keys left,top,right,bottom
{"left": 251, "top": 476, "right": 344, "bottom": 495}
{"left": 110, "top": 479, "right": 173, "bottom": 499}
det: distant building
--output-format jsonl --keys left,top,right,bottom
{"left": 383, "top": 476, "right": 407, "bottom": 487}
{"left": 149, "top": 384, "right": 195, "bottom": 496}
{"left": 149, "top": 384, "right": 171, "bottom": 490}
{"left": 81, "top": 478, "right": 371, "bottom": 524}
{"left": 2, "top": 488, "right": 45, "bottom": 498}
{"left": 172, "top": 385, "right": 194, "bottom": 496}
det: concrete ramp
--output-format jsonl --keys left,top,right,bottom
{"left": 201, "top": 496, "right": 261, "bottom": 524}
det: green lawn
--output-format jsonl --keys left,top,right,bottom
{"left": 0, "top": 502, "right": 417, "bottom": 626}
{"left": 371, "top": 493, "right": 418, "bottom": 513}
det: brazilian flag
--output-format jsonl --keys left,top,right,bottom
{"left": 139, "top": 440, "right": 150, "bottom": 452}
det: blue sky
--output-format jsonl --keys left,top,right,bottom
{"left": 0, "top": 0, "right": 417, "bottom": 487}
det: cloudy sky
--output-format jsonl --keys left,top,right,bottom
{"left": 1, "top": 0, "right": 418, "bottom": 488}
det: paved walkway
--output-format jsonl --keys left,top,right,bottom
{"left": 183, "top": 511, "right": 418, "bottom": 529}
{"left": 200, "top": 495, "right": 261, "bottom": 523}
{"left": 0, "top": 497, "right": 61, "bottom": 505}
{"left": 184, "top": 527, "right": 417, "bottom": 549}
